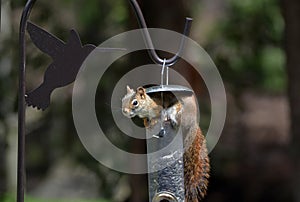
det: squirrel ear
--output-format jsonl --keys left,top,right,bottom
{"left": 137, "top": 87, "right": 146, "bottom": 99}
{"left": 126, "top": 85, "right": 134, "bottom": 94}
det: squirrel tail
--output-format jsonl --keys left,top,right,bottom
{"left": 184, "top": 127, "right": 210, "bottom": 202}
{"left": 25, "top": 84, "right": 51, "bottom": 110}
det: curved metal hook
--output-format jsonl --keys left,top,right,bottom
{"left": 129, "top": 0, "right": 193, "bottom": 67}
{"left": 18, "top": 1, "right": 36, "bottom": 202}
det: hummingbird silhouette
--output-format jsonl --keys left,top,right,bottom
{"left": 26, "top": 22, "right": 123, "bottom": 110}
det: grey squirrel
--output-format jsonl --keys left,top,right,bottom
{"left": 122, "top": 86, "right": 210, "bottom": 201}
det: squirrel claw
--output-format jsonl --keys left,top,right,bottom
{"left": 170, "top": 118, "right": 178, "bottom": 129}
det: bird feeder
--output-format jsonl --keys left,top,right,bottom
{"left": 129, "top": 1, "right": 194, "bottom": 201}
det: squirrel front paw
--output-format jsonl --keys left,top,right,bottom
{"left": 143, "top": 118, "right": 159, "bottom": 129}
{"left": 165, "top": 103, "right": 182, "bottom": 129}
{"left": 169, "top": 116, "right": 179, "bottom": 128}
{"left": 167, "top": 109, "right": 181, "bottom": 129}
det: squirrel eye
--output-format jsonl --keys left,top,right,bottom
{"left": 131, "top": 99, "right": 139, "bottom": 107}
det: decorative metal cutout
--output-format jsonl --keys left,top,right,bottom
{"left": 25, "top": 22, "right": 95, "bottom": 110}
{"left": 25, "top": 22, "right": 123, "bottom": 110}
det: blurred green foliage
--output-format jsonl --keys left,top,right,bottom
{"left": 212, "top": 0, "right": 285, "bottom": 93}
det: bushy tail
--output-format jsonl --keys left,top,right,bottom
{"left": 184, "top": 127, "right": 210, "bottom": 201}
{"left": 25, "top": 84, "right": 51, "bottom": 110}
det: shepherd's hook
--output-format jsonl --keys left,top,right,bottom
{"left": 18, "top": 1, "right": 37, "bottom": 202}
{"left": 129, "top": 0, "right": 193, "bottom": 67}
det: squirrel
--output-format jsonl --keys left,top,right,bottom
{"left": 122, "top": 86, "right": 210, "bottom": 201}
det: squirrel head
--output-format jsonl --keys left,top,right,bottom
{"left": 122, "top": 86, "right": 160, "bottom": 119}
{"left": 122, "top": 86, "right": 146, "bottom": 118}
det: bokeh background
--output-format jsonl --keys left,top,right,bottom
{"left": 1, "top": 0, "right": 300, "bottom": 201}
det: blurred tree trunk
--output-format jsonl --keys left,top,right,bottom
{"left": 281, "top": 0, "right": 300, "bottom": 201}
{"left": 281, "top": 0, "right": 300, "bottom": 158}
{"left": 127, "top": 1, "right": 189, "bottom": 201}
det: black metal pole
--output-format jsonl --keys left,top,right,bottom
{"left": 129, "top": 0, "right": 193, "bottom": 67}
{"left": 18, "top": 0, "right": 36, "bottom": 201}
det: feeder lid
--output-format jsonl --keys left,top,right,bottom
{"left": 145, "top": 85, "right": 193, "bottom": 94}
